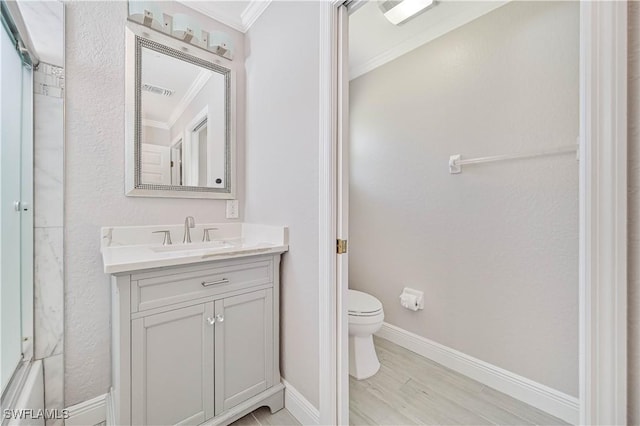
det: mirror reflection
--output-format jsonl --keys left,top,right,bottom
{"left": 139, "top": 45, "right": 227, "bottom": 188}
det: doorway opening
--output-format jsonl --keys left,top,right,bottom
{"left": 320, "top": 1, "right": 628, "bottom": 425}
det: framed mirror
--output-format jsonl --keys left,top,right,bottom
{"left": 125, "top": 24, "right": 236, "bottom": 199}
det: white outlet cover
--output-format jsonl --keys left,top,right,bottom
{"left": 226, "top": 200, "right": 239, "bottom": 219}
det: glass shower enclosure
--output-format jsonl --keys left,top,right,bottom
{"left": 1, "top": 1, "right": 34, "bottom": 396}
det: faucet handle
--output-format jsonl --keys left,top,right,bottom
{"left": 203, "top": 228, "right": 218, "bottom": 242}
{"left": 152, "top": 230, "right": 172, "bottom": 246}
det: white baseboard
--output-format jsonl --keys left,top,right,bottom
{"left": 65, "top": 393, "right": 107, "bottom": 426}
{"left": 376, "top": 322, "right": 579, "bottom": 425}
{"left": 105, "top": 388, "right": 116, "bottom": 425}
{"left": 282, "top": 379, "right": 320, "bottom": 425}
{"left": 66, "top": 383, "right": 319, "bottom": 426}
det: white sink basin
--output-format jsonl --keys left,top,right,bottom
{"left": 150, "top": 241, "right": 234, "bottom": 253}
{"left": 100, "top": 223, "right": 289, "bottom": 273}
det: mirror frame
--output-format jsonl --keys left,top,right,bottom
{"left": 125, "top": 24, "right": 236, "bottom": 199}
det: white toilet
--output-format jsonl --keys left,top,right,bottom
{"left": 348, "top": 289, "right": 384, "bottom": 380}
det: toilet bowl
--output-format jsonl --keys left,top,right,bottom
{"left": 348, "top": 289, "right": 384, "bottom": 380}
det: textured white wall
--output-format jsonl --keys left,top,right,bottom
{"left": 628, "top": 1, "right": 640, "bottom": 423}
{"left": 64, "top": 1, "right": 245, "bottom": 405}
{"left": 244, "top": 1, "right": 320, "bottom": 408}
{"left": 349, "top": 1, "right": 579, "bottom": 396}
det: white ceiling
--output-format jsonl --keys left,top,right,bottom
{"left": 177, "top": 0, "right": 271, "bottom": 33}
{"left": 349, "top": 1, "right": 508, "bottom": 80}
{"left": 145, "top": 1, "right": 509, "bottom": 84}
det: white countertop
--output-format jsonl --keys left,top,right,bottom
{"left": 101, "top": 223, "right": 288, "bottom": 274}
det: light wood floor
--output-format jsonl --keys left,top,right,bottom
{"left": 231, "top": 406, "right": 300, "bottom": 426}
{"left": 232, "top": 336, "right": 567, "bottom": 426}
{"left": 349, "top": 336, "right": 569, "bottom": 425}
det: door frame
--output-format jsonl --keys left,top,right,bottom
{"left": 318, "top": 1, "right": 628, "bottom": 425}
{"left": 184, "top": 106, "right": 209, "bottom": 186}
{"left": 170, "top": 134, "right": 183, "bottom": 186}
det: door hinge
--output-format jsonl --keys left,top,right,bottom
{"left": 337, "top": 239, "right": 348, "bottom": 254}
{"left": 170, "top": 160, "right": 174, "bottom": 167}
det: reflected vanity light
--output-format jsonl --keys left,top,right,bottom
{"left": 127, "top": 2, "right": 233, "bottom": 60}
{"left": 380, "top": 0, "right": 436, "bottom": 25}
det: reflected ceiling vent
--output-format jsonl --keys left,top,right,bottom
{"left": 142, "top": 83, "right": 174, "bottom": 97}
{"left": 379, "top": 0, "right": 437, "bottom": 25}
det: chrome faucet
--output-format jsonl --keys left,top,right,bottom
{"left": 183, "top": 216, "right": 195, "bottom": 244}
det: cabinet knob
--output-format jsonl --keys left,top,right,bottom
{"left": 207, "top": 317, "right": 216, "bottom": 325}
{"left": 215, "top": 314, "right": 224, "bottom": 323}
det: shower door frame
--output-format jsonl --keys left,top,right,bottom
{"left": 318, "top": 1, "right": 629, "bottom": 425}
{"left": 0, "top": 0, "right": 35, "bottom": 392}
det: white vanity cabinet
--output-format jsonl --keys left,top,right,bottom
{"left": 131, "top": 303, "right": 214, "bottom": 425}
{"left": 110, "top": 254, "right": 285, "bottom": 426}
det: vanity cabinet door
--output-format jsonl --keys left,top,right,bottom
{"left": 214, "top": 289, "right": 274, "bottom": 414}
{"left": 131, "top": 303, "right": 215, "bottom": 425}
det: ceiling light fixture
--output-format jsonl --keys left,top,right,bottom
{"left": 128, "top": 1, "right": 163, "bottom": 30}
{"left": 127, "top": 3, "right": 234, "bottom": 60}
{"left": 379, "top": 0, "right": 436, "bottom": 26}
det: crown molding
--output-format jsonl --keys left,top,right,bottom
{"left": 178, "top": 2, "right": 245, "bottom": 33}
{"left": 241, "top": 1, "right": 272, "bottom": 32}
{"left": 141, "top": 119, "right": 169, "bottom": 130}
{"left": 167, "top": 69, "right": 213, "bottom": 129}
{"left": 177, "top": 1, "right": 271, "bottom": 34}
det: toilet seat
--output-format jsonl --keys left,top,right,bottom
{"left": 348, "top": 290, "right": 383, "bottom": 317}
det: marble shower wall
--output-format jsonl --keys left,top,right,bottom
{"left": 17, "top": 1, "right": 66, "bottom": 424}
{"left": 34, "top": 62, "right": 65, "bottom": 426}
{"left": 17, "top": 1, "right": 64, "bottom": 68}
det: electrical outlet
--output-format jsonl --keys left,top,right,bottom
{"left": 226, "top": 200, "right": 239, "bottom": 219}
